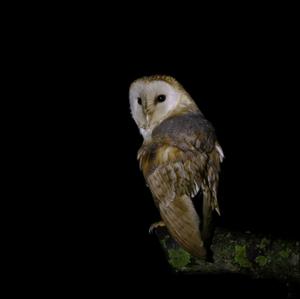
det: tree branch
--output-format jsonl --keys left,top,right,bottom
{"left": 155, "top": 227, "right": 300, "bottom": 285}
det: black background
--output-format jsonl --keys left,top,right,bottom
{"left": 33, "top": 15, "right": 300, "bottom": 297}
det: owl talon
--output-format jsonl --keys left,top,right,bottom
{"left": 149, "top": 221, "right": 165, "bottom": 234}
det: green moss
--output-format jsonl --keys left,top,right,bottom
{"left": 160, "top": 238, "right": 167, "bottom": 249}
{"left": 255, "top": 255, "right": 268, "bottom": 267}
{"left": 234, "top": 245, "right": 252, "bottom": 268}
{"left": 279, "top": 249, "right": 291, "bottom": 259}
{"left": 168, "top": 248, "right": 191, "bottom": 270}
{"left": 257, "top": 238, "right": 270, "bottom": 250}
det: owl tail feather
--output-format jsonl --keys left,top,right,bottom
{"left": 159, "top": 195, "right": 206, "bottom": 259}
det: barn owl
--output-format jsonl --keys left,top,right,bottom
{"left": 129, "top": 75, "right": 223, "bottom": 258}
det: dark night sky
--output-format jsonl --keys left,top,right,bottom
{"left": 43, "top": 23, "right": 299, "bottom": 297}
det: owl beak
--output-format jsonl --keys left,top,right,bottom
{"left": 143, "top": 107, "right": 152, "bottom": 127}
{"left": 146, "top": 114, "right": 150, "bottom": 125}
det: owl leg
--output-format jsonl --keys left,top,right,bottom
{"left": 149, "top": 221, "right": 165, "bottom": 234}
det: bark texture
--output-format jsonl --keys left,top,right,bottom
{"left": 155, "top": 227, "right": 300, "bottom": 285}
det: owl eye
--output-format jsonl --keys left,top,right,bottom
{"left": 137, "top": 97, "right": 142, "bottom": 105}
{"left": 156, "top": 94, "right": 166, "bottom": 103}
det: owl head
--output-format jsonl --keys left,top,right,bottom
{"left": 129, "top": 75, "right": 198, "bottom": 139}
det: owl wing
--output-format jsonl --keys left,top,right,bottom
{"left": 146, "top": 149, "right": 207, "bottom": 258}
{"left": 139, "top": 124, "right": 222, "bottom": 258}
{"left": 150, "top": 111, "right": 222, "bottom": 215}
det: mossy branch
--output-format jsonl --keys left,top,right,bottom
{"left": 155, "top": 227, "right": 300, "bottom": 285}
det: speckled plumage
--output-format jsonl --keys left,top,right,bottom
{"left": 130, "top": 75, "right": 223, "bottom": 258}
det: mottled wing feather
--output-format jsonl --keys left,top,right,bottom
{"left": 139, "top": 113, "right": 223, "bottom": 257}
{"left": 206, "top": 147, "right": 222, "bottom": 215}
{"left": 159, "top": 194, "right": 207, "bottom": 258}
{"left": 147, "top": 161, "right": 206, "bottom": 258}
{"left": 143, "top": 145, "right": 210, "bottom": 257}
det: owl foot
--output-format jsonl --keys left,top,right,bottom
{"left": 149, "top": 221, "right": 165, "bottom": 234}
